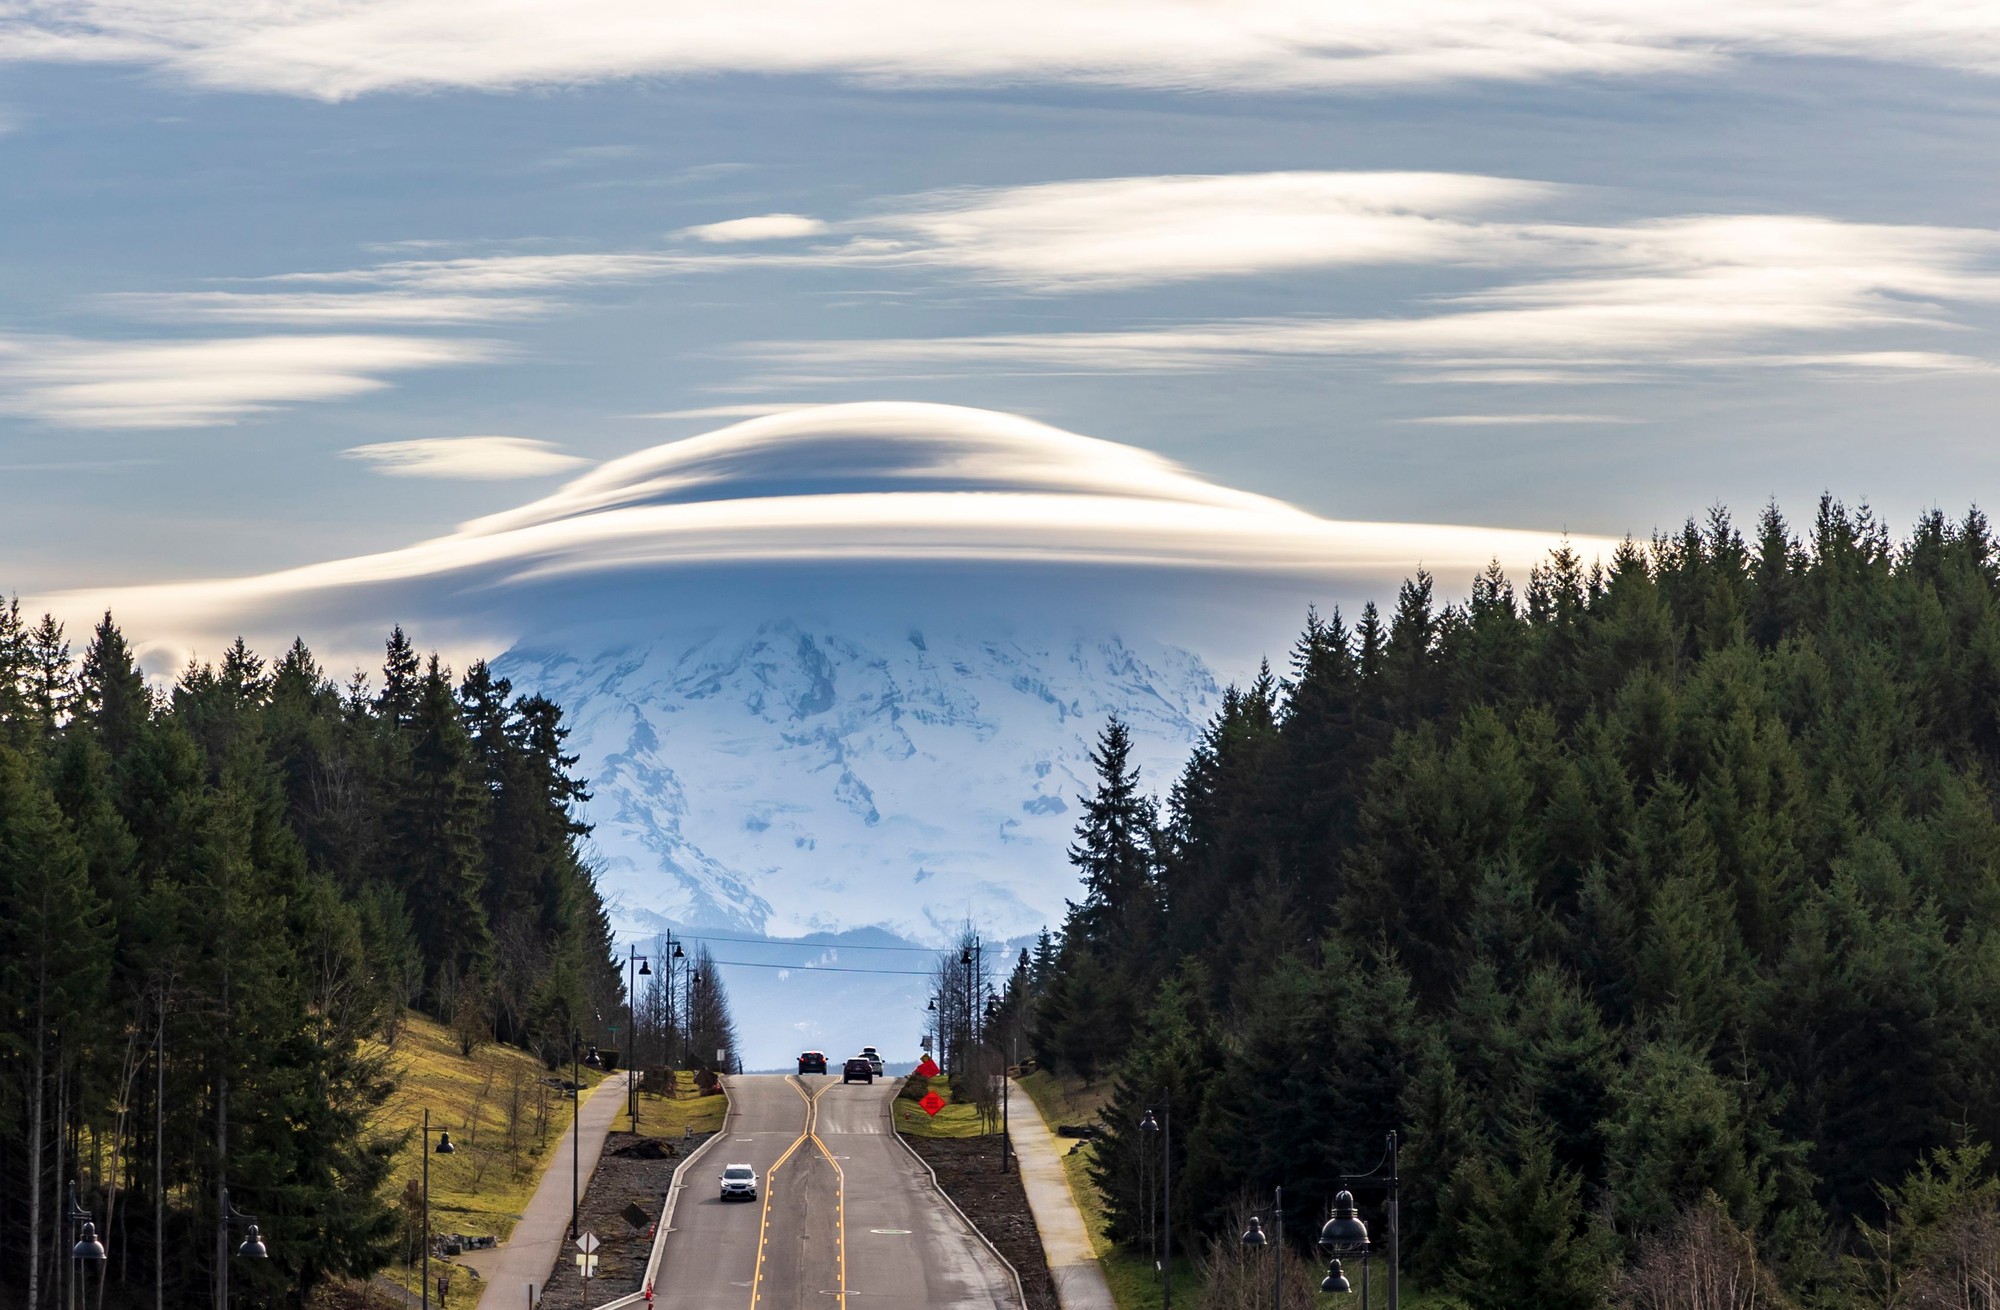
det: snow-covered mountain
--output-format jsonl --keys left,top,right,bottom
{"left": 494, "top": 621, "right": 1219, "bottom": 942}
{"left": 48, "top": 400, "right": 1616, "bottom": 1065}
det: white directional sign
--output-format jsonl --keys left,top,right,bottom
{"left": 577, "top": 1232, "right": 601, "bottom": 1254}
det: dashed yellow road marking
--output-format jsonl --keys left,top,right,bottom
{"left": 748, "top": 1079, "right": 817, "bottom": 1310}
{"left": 803, "top": 1081, "right": 847, "bottom": 1310}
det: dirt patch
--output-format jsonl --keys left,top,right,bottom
{"left": 903, "top": 1135, "right": 1059, "bottom": 1310}
{"left": 312, "top": 1279, "right": 414, "bottom": 1310}
{"left": 533, "top": 1128, "right": 715, "bottom": 1308}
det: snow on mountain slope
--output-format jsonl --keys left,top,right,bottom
{"left": 494, "top": 620, "right": 1218, "bottom": 941}
{"left": 42, "top": 400, "right": 1620, "bottom": 1063}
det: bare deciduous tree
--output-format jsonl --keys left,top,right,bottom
{"left": 1197, "top": 1198, "right": 1322, "bottom": 1310}
{"left": 1617, "top": 1196, "right": 1787, "bottom": 1310}
{"left": 1903, "top": 1207, "right": 2000, "bottom": 1310}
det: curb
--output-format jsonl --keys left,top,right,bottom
{"left": 591, "top": 1079, "right": 735, "bottom": 1310}
{"left": 887, "top": 1079, "right": 1029, "bottom": 1310}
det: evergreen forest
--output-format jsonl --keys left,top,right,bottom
{"left": 1008, "top": 499, "right": 2000, "bottom": 1308}
{"left": 0, "top": 609, "right": 626, "bottom": 1308}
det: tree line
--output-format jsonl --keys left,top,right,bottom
{"left": 1010, "top": 499, "right": 2000, "bottom": 1308}
{"left": 0, "top": 606, "right": 624, "bottom": 1308}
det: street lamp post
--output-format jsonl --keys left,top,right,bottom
{"left": 668, "top": 938, "right": 686, "bottom": 1069}
{"left": 1140, "top": 1104, "right": 1172, "bottom": 1310}
{"left": 1240, "top": 1187, "right": 1283, "bottom": 1310}
{"left": 1240, "top": 1209, "right": 1267, "bottom": 1310}
{"left": 1318, "top": 1190, "right": 1368, "bottom": 1307}
{"left": 424, "top": 1111, "right": 455, "bottom": 1310}
{"left": 68, "top": 1181, "right": 106, "bottom": 1310}
{"left": 220, "top": 1186, "right": 268, "bottom": 1305}
{"left": 628, "top": 947, "right": 652, "bottom": 1130}
{"left": 1320, "top": 1134, "right": 1398, "bottom": 1310}
{"left": 571, "top": 1030, "right": 601, "bottom": 1240}
{"left": 959, "top": 939, "right": 982, "bottom": 1078}
{"left": 1240, "top": 1192, "right": 1288, "bottom": 1310}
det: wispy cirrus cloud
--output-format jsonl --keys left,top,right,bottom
{"left": 1400, "top": 413, "right": 1635, "bottom": 425}
{"left": 9, "top": 1, "right": 2000, "bottom": 100}
{"left": 739, "top": 210, "right": 2000, "bottom": 381}
{"left": 104, "top": 290, "right": 553, "bottom": 324}
{"left": 342, "top": 436, "right": 589, "bottom": 479}
{"left": 271, "top": 251, "right": 694, "bottom": 293}
{"left": 839, "top": 172, "right": 1563, "bottom": 291}
{"left": 0, "top": 334, "right": 490, "bottom": 428}
{"left": 72, "top": 174, "right": 2000, "bottom": 403}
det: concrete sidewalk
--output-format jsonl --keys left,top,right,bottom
{"left": 466, "top": 1075, "right": 629, "bottom": 1310}
{"left": 1006, "top": 1083, "right": 1116, "bottom": 1310}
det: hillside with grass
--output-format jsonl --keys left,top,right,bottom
{"left": 368, "top": 1014, "right": 726, "bottom": 1306}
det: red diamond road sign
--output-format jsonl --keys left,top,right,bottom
{"left": 920, "top": 1090, "right": 946, "bottom": 1117}
{"left": 915, "top": 1056, "right": 940, "bottom": 1078}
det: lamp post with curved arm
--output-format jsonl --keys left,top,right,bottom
{"left": 1319, "top": 1132, "right": 1398, "bottom": 1310}
{"left": 220, "top": 1186, "right": 268, "bottom": 1306}
{"left": 1140, "top": 1104, "right": 1171, "bottom": 1310}
{"left": 68, "top": 1181, "right": 106, "bottom": 1310}
{"left": 1241, "top": 1186, "right": 1283, "bottom": 1310}
{"left": 668, "top": 938, "right": 686, "bottom": 1068}
{"left": 628, "top": 947, "right": 652, "bottom": 1130}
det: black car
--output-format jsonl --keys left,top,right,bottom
{"left": 798, "top": 1051, "right": 828, "bottom": 1075}
{"left": 841, "top": 1057, "right": 874, "bottom": 1084}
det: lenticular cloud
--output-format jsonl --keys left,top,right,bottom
{"left": 37, "top": 402, "right": 1616, "bottom": 668}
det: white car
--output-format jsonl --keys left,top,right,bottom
{"left": 719, "top": 1164, "right": 759, "bottom": 1202}
{"left": 860, "top": 1046, "right": 885, "bottom": 1076}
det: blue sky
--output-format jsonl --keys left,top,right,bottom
{"left": 6, "top": 4, "right": 2000, "bottom": 600}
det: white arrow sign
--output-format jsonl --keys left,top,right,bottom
{"left": 577, "top": 1232, "right": 600, "bottom": 1254}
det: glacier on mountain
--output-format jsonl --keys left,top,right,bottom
{"left": 494, "top": 619, "right": 1220, "bottom": 943}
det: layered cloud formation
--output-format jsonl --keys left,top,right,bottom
{"left": 9, "top": 0, "right": 2000, "bottom": 99}
{"left": 38, "top": 402, "right": 1618, "bottom": 666}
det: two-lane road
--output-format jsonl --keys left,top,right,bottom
{"left": 656, "top": 1075, "right": 1017, "bottom": 1310}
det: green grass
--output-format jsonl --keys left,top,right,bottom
{"left": 370, "top": 1014, "right": 611, "bottom": 1308}
{"left": 628, "top": 1073, "right": 728, "bottom": 1139}
{"left": 1059, "top": 1136, "right": 1202, "bottom": 1310}
{"left": 374, "top": 1014, "right": 601, "bottom": 1244}
{"left": 350, "top": 1020, "right": 732, "bottom": 1309}
{"left": 892, "top": 1075, "right": 993, "bottom": 1139}
{"left": 1017, "top": 1068, "right": 1114, "bottom": 1129}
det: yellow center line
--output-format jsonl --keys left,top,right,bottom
{"left": 803, "top": 1081, "right": 848, "bottom": 1310}
{"left": 748, "top": 1078, "right": 817, "bottom": 1310}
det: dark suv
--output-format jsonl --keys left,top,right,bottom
{"left": 841, "top": 1057, "right": 874, "bottom": 1085}
{"left": 798, "top": 1051, "right": 827, "bottom": 1075}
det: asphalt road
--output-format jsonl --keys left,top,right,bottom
{"left": 655, "top": 1075, "right": 1018, "bottom": 1310}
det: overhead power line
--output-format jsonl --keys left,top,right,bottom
{"left": 702, "top": 958, "right": 936, "bottom": 977}
{"left": 611, "top": 928, "right": 950, "bottom": 954}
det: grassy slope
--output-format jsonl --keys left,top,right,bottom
{"left": 891, "top": 1075, "right": 991, "bottom": 1139}
{"left": 368, "top": 1016, "right": 725, "bottom": 1307}
{"left": 1017, "top": 1071, "right": 1194, "bottom": 1310}
{"left": 375, "top": 1014, "right": 599, "bottom": 1245}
